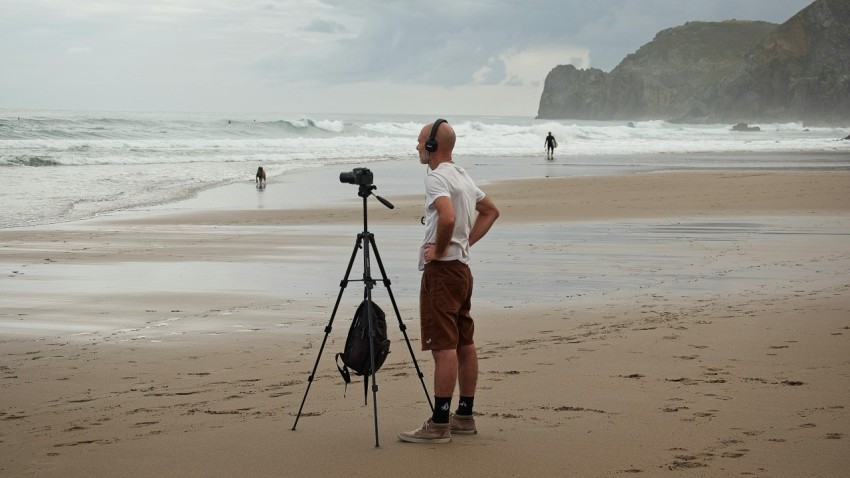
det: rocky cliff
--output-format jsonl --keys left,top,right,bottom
{"left": 537, "top": 0, "right": 850, "bottom": 124}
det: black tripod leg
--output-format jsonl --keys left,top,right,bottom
{"left": 370, "top": 367, "right": 379, "bottom": 447}
{"left": 362, "top": 242, "right": 381, "bottom": 447}
{"left": 292, "top": 235, "right": 363, "bottom": 431}
{"left": 368, "top": 234, "right": 434, "bottom": 411}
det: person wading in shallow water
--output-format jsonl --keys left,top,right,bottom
{"left": 545, "top": 131, "right": 557, "bottom": 160}
{"left": 399, "top": 119, "right": 500, "bottom": 444}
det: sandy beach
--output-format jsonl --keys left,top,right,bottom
{"left": 1, "top": 163, "right": 849, "bottom": 476}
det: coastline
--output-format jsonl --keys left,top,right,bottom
{"left": 1, "top": 161, "right": 849, "bottom": 476}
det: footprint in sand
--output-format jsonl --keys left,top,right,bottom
{"left": 131, "top": 421, "right": 159, "bottom": 428}
{"left": 721, "top": 450, "right": 749, "bottom": 458}
{"left": 667, "top": 455, "right": 709, "bottom": 470}
{"left": 622, "top": 373, "right": 644, "bottom": 379}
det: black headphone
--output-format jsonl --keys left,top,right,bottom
{"left": 425, "top": 118, "right": 447, "bottom": 152}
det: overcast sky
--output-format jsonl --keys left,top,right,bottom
{"left": 1, "top": 0, "right": 814, "bottom": 117}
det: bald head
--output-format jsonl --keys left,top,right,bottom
{"left": 430, "top": 120, "right": 456, "bottom": 153}
{"left": 417, "top": 120, "right": 456, "bottom": 168}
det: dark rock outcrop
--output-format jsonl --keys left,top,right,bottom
{"left": 537, "top": 66, "right": 610, "bottom": 120}
{"left": 537, "top": 0, "right": 850, "bottom": 124}
{"left": 731, "top": 122, "right": 761, "bottom": 131}
{"left": 716, "top": 0, "right": 850, "bottom": 123}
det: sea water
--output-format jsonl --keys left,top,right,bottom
{"left": 1, "top": 109, "right": 848, "bottom": 228}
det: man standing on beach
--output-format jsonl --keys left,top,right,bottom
{"left": 545, "top": 131, "right": 557, "bottom": 160}
{"left": 399, "top": 119, "right": 500, "bottom": 444}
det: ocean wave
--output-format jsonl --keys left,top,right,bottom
{"left": 2, "top": 109, "right": 848, "bottom": 228}
{"left": 2, "top": 155, "right": 62, "bottom": 167}
{"left": 1, "top": 114, "right": 350, "bottom": 140}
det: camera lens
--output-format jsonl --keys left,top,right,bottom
{"left": 339, "top": 172, "right": 355, "bottom": 184}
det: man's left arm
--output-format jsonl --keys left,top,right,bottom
{"left": 469, "top": 196, "right": 499, "bottom": 247}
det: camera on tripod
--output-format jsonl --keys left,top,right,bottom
{"left": 339, "top": 167, "right": 373, "bottom": 186}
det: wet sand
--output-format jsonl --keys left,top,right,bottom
{"left": 1, "top": 165, "right": 849, "bottom": 476}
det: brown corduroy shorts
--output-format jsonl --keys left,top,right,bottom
{"left": 419, "top": 260, "right": 474, "bottom": 351}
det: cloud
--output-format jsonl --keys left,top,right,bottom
{"left": 502, "top": 46, "right": 591, "bottom": 86}
{"left": 0, "top": 0, "right": 814, "bottom": 115}
{"left": 66, "top": 46, "right": 94, "bottom": 56}
{"left": 303, "top": 19, "right": 348, "bottom": 34}
{"left": 254, "top": 1, "right": 588, "bottom": 88}
{"left": 251, "top": 0, "right": 810, "bottom": 88}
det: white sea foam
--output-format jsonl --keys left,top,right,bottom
{"left": 1, "top": 109, "right": 848, "bottom": 228}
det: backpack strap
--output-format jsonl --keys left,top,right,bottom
{"left": 335, "top": 353, "right": 351, "bottom": 397}
{"left": 336, "top": 351, "right": 373, "bottom": 403}
{"left": 363, "top": 372, "right": 369, "bottom": 405}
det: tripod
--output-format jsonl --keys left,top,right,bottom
{"left": 292, "top": 182, "right": 433, "bottom": 447}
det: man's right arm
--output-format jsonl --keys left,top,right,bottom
{"left": 431, "top": 196, "right": 456, "bottom": 259}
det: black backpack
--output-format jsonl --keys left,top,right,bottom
{"left": 335, "top": 300, "right": 390, "bottom": 401}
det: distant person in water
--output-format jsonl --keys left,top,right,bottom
{"left": 545, "top": 132, "right": 557, "bottom": 160}
{"left": 256, "top": 167, "right": 267, "bottom": 188}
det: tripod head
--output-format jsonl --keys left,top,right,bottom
{"left": 358, "top": 184, "right": 394, "bottom": 210}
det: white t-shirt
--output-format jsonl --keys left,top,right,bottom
{"left": 419, "top": 162, "right": 485, "bottom": 270}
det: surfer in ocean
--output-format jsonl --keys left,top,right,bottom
{"left": 545, "top": 132, "right": 557, "bottom": 160}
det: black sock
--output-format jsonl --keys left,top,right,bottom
{"left": 456, "top": 396, "right": 474, "bottom": 416}
{"left": 433, "top": 396, "right": 451, "bottom": 423}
